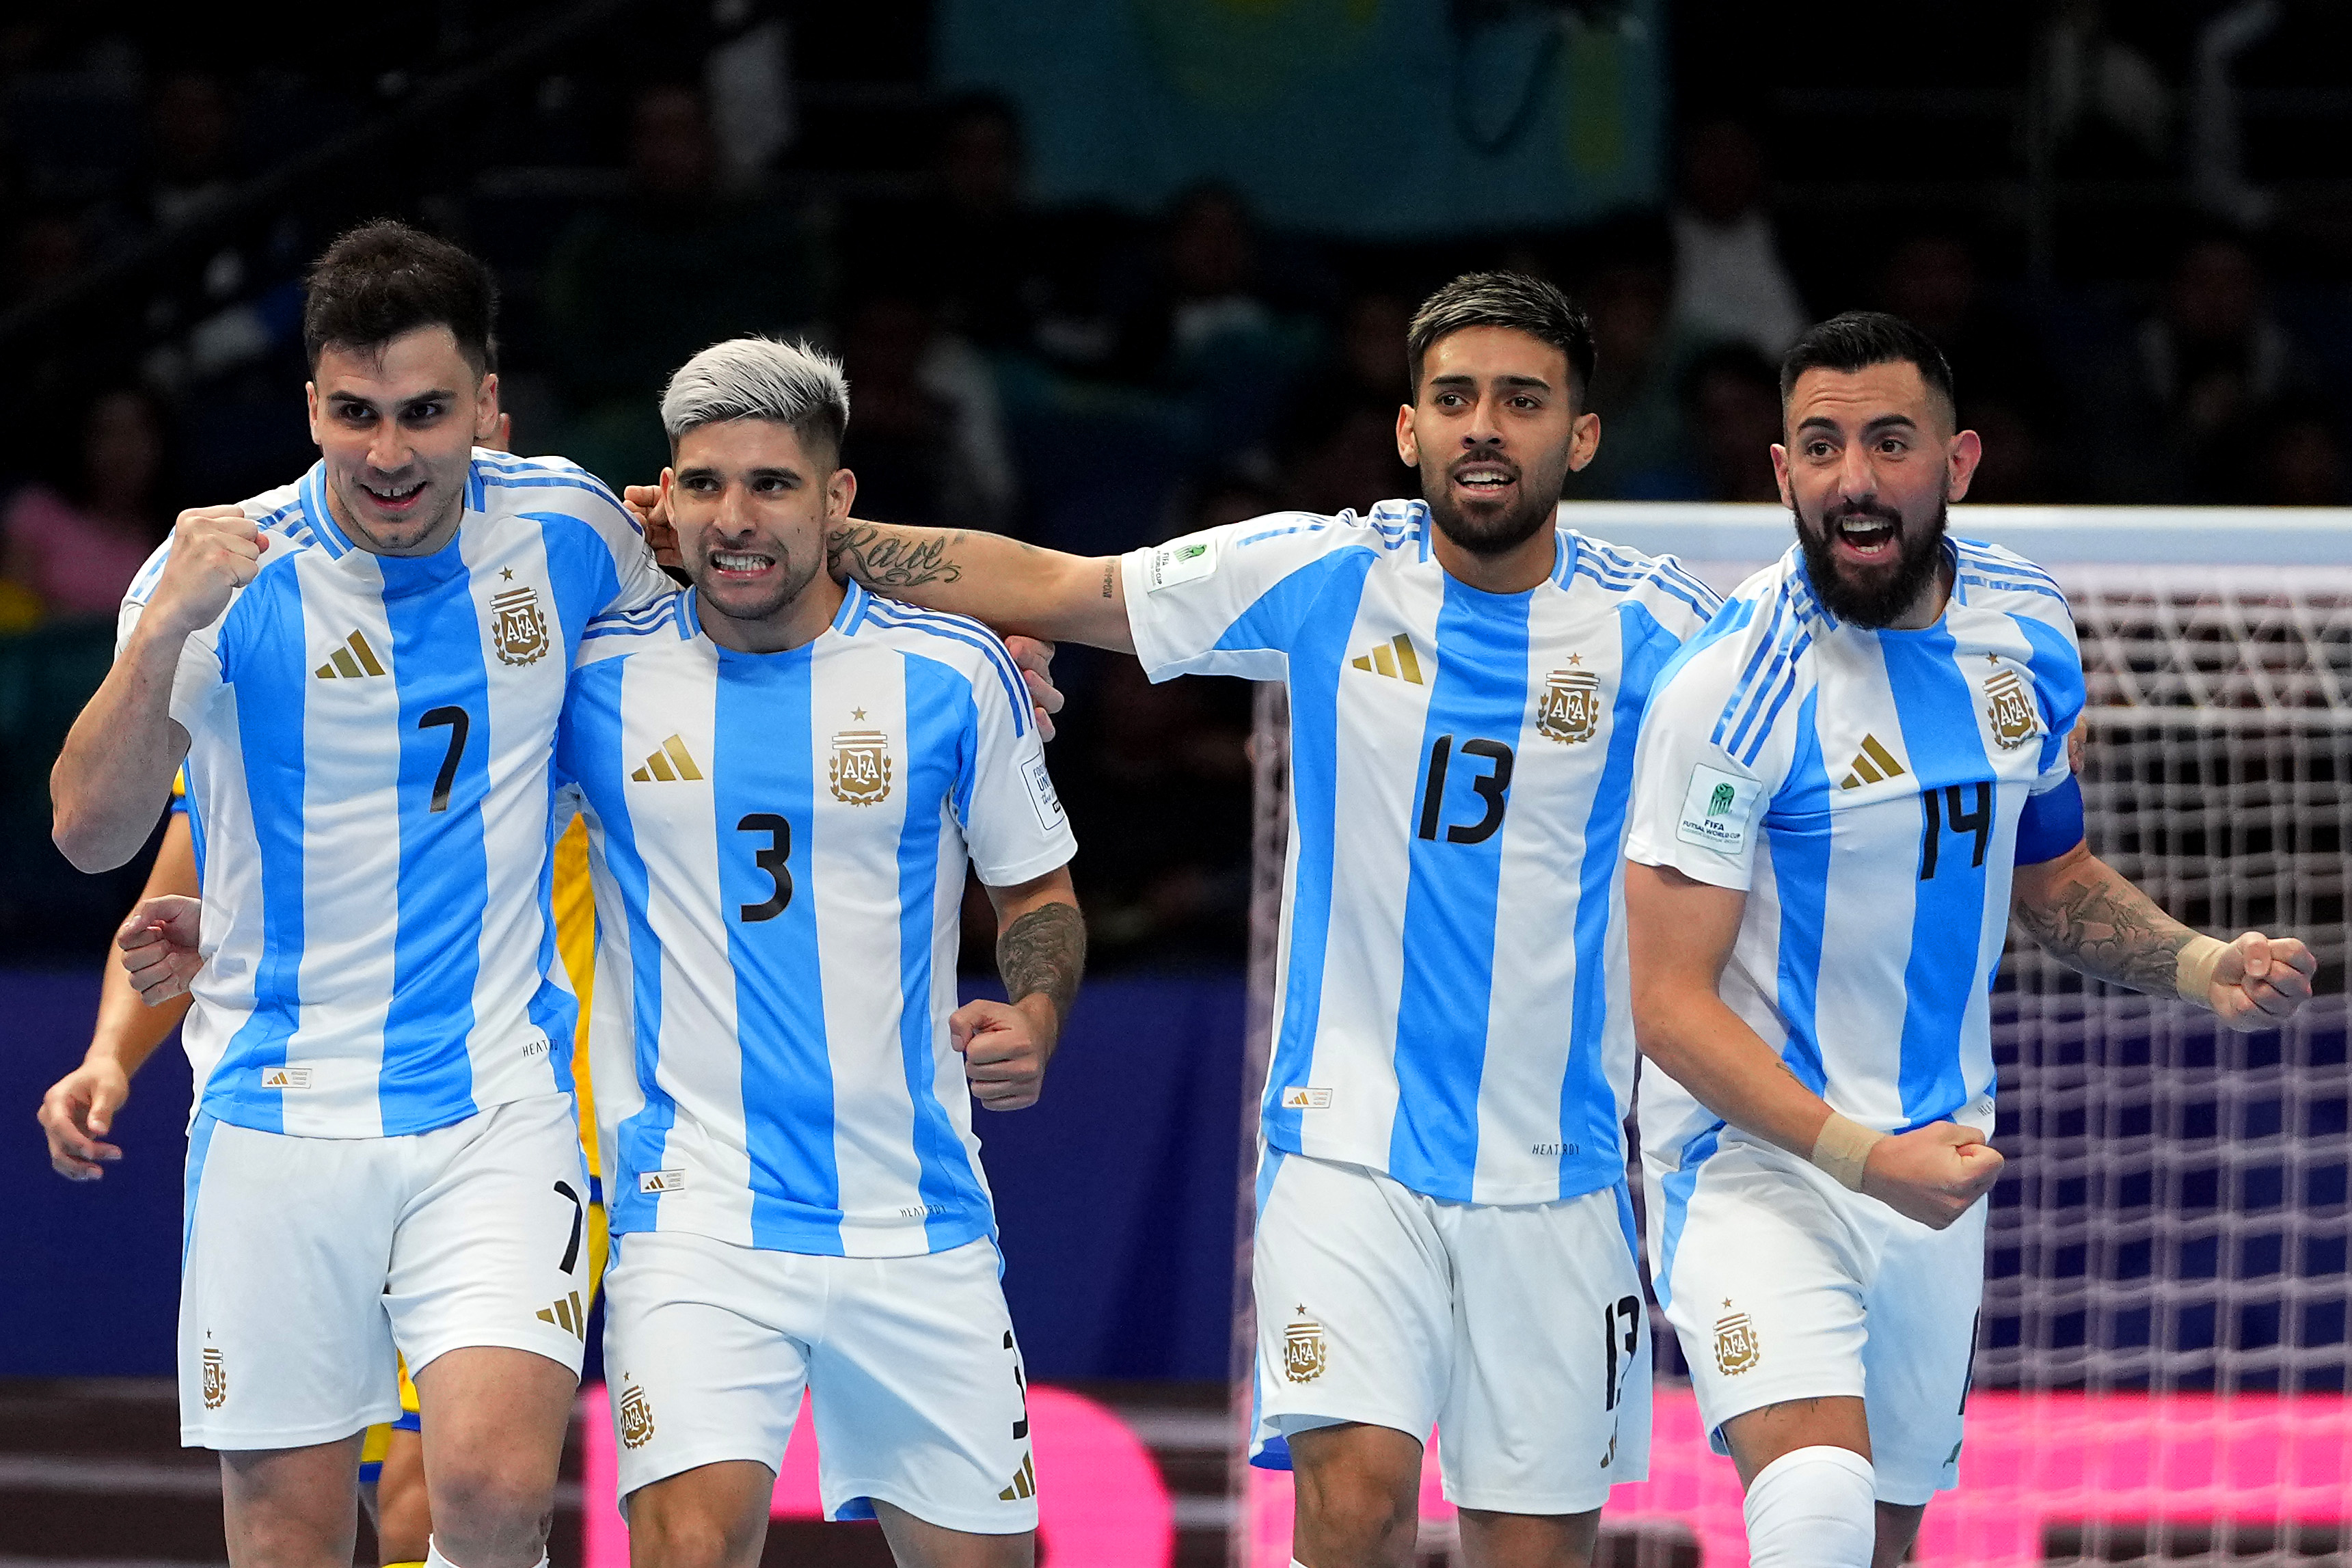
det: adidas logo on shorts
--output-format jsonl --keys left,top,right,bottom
{"left": 537, "top": 1289, "right": 587, "bottom": 1340}
{"left": 998, "top": 1452, "right": 1036, "bottom": 1501}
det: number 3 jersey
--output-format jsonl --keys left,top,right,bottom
{"left": 554, "top": 582, "right": 1076, "bottom": 1259}
{"left": 1624, "top": 538, "right": 2087, "bottom": 1174}
{"left": 1122, "top": 500, "right": 1722, "bottom": 1205}
{"left": 116, "top": 451, "right": 673, "bottom": 1139}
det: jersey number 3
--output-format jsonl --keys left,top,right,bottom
{"left": 736, "top": 813, "right": 794, "bottom": 921}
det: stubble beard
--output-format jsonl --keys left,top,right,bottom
{"left": 1419, "top": 452, "right": 1568, "bottom": 560}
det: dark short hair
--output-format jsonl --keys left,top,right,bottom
{"left": 1406, "top": 271, "right": 1595, "bottom": 404}
{"left": 301, "top": 220, "right": 498, "bottom": 377}
{"left": 1779, "top": 310, "right": 1954, "bottom": 422}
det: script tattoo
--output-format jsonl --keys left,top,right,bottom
{"left": 998, "top": 900, "right": 1087, "bottom": 1023}
{"left": 2014, "top": 860, "right": 2195, "bottom": 997}
{"left": 827, "top": 524, "right": 962, "bottom": 590}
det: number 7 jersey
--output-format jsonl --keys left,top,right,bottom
{"left": 1121, "top": 501, "right": 1722, "bottom": 1204}
{"left": 1623, "top": 537, "right": 2087, "bottom": 1172}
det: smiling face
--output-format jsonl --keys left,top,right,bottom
{"left": 1773, "top": 359, "right": 1981, "bottom": 629}
{"left": 307, "top": 325, "right": 498, "bottom": 556}
{"left": 1397, "top": 325, "right": 1598, "bottom": 563}
{"left": 666, "top": 418, "right": 854, "bottom": 651}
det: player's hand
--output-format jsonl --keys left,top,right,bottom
{"left": 39, "top": 1057, "right": 132, "bottom": 1180}
{"left": 1004, "top": 636, "right": 1062, "bottom": 741}
{"left": 1859, "top": 1121, "right": 2003, "bottom": 1230}
{"left": 144, "top": 506, "right": 265, "bottom": 638}
{"left": 2205, "top": 931, "right": 2316, "bottom": 1031}
{"left": 621, "top": 476, "right": 681, "bottom": 569}
{"left": 119, "top": 895, "right": 204, "bottom": 1003}
{"left": 949, "top": 996, "right": 1057, "bottom": 1111}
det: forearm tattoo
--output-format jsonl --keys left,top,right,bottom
{"left": 2014, "top": 860, "right": 2196, "bottom": 997}
{"left": 998, "top": 900, "right": 1087, "bottom": 1023}
{"left": 827, "top": 524, "right": 963, "bottom": 589}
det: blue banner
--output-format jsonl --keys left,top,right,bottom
{"left": 938, "top": 0, "right": 1666, "bottom": 239}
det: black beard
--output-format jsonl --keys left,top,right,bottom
{"left": 1796, "top": 498, "right": 1949, "bottom": 627}
{"left": 1419, "top": 460, "right": 1561, "bottom": 558}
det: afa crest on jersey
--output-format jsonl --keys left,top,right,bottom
{"left": 1284, "top": 1312, "right": 1327, "bottom": 1383}
{"left": 1713, "top": 1309, "right": 1761, "bottom": 1376}
{"left": 491, "top": 584, "right": 550, "bottom": 667}
{"left": 1537, "top": 665, "right": 1603, "bottom": 745}
{"left": 201, "top": 1347, "right": 228, "bottom": 1409}
{"left": 828, "top": 728, "right": 893, "bottom": 805}
{"left": 1984, "top": 664, "right": 2039, "bottom": 750}
{"left": 618, "top": 1382, "right": 655, "bottom": 1448}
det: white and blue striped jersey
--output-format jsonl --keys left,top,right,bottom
{"left": 1122, "top": 500, "right": 1722, "bottom": 1204}
{"left": 116, "top": 450, "right": 673, "bottom": 1139}
{"left": 558, "top": 582, "right": 1077, "bottom": 1258}
{"left": 1625, "top": 537, "right": 2087, "bottom": 1185}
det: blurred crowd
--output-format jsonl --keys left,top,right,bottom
{"left": 5, "top": 7, "right": 2351, "bottom": 964}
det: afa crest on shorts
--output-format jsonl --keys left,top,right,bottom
{"left": 201, "top": 1345, "right": 228, "bottom": 1409}
{"left": 490, "top": 584, "right": 550, "bottom": 667}
{"left": 617, "top": 1382, "right": 655, "bottom": 1448}
{"left": 829, "top": 728, "right": 893, "bottom": 805}
{"left": 1536, "top": 663, "right": 1603, "bottom": 745}
{"left": 1713, "top": 1307, "right": 1761, "bottom": 1376}
{"left": 1984, "top": 660, "right": 2039, "bottom": 750}
{"left": 1283, "top": 1308, "right": 1326, "bottom": 1383}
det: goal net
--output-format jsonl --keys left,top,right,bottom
{"left": 1232, "top": 505, "right": 2352, "bottom": 1567}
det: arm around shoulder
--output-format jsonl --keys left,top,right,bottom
{"left": 829, "top": 519, "right": 1134, "bottom": 653}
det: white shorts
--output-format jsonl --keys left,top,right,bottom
{"left": 1250, "top": 1150, "right": 1652, "bottom": 1515}
{"left": 178, "top": 1092, "right": 593, "bottom": 1449}
{"left": 602, "top": 1229, "right": 1036, "bottom": 1535}
{"left": 1648, "top": 1133, "right": 1985, "bottom": 1506}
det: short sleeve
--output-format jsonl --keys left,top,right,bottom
{"left": 116, "top": 540, "right": 226, "bottom": 737}
{"left": 958, "top": 643, "right": 1079, "bottom": 887}
{"left": 1621, "top": 633, "right": 1787, "bottom": 893}
{"left": 1120, "top": 513, "right": 1375, "bottom": 683}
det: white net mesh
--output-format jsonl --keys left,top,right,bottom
{"left": 1233, "top": 517, "right": 2352, "bottom": 1567}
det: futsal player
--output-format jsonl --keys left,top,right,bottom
{"left": 50, "top": 221, "right": 675, "bottom": 1568}
{"left": 558, "top": 337, "right": 1081, "bottom": 1568}
{"left": 1621, "top": 312, "right": 2316, "bottom": 1567}
{"left": 634, "top": 274, "right": 1719, "bottom": 1568}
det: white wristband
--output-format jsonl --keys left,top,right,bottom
{"left": 2176, "top": 934, "right": 2230, "bottom": 1005}
{"left": 1811, "top": 1111, "right": 1884, "bottom": 1193}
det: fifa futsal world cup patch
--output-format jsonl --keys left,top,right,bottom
{"left": 1145, "top": 537, "right": 1218, "bottom": 592}
{"left": 1677, "top": 763, "right": 1761, "bottom": 856}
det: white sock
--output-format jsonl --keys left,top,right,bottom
{"left": 1743, "top": 1445, "right": 1876, "bottom": 1567}
{"left": 424, "top": 1541, "right": 547, "bottom": 1568}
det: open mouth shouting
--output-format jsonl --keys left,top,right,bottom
{"left": 1824, "top": 504, "right": 1903, "bottom": 565}
{"left": 1449, "top": 454, "right": 1520, "bottom": 505}
{"left": 357, "top": 474, "right": 429, "bottom": 517}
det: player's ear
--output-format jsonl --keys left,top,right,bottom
{"left": 305, "top": 382, "right": 321, "bottom": 446}
{"left": 473, "top": 371, "right": 501, "bottom": 442}
{"left": 1567, "top": 409, "right": 1601, "bottom": 473}
{"left": 827, "top": 465, "right": 857, "bottom": 522}
{"left": 1945, "top": 428, "right": 1982, "bottom": 504}
{"left": 1395, "top": 402, "right": 1419, "bottom": 467}
{"left": 1770, "top": 442, "right": 1794, "bottom": 509}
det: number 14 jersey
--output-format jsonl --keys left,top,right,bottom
{"left": 1623, "top": 538, "right": 2087, "bottom": 1174}
{"left": 1121, "top": 501, "right": 1722, "bottom": 1204}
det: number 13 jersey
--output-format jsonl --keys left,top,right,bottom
{"left": 1623, "top": 538, "right": 2087, "bottom": 1174}
{"left": 555, "top": 583, "right": 1075, "bottom": 1259}
{"left": 1122, "top": 501, "right": 1721, "bottom": 1204}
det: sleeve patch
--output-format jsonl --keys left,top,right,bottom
{"left": 1144, "top": 537, "right": 1219, "bottom": 592}
{"left": 1676, "top": 763, "right": 1763, "bottom": 856}
{"left": 1022, "top": 755, "right": 1067, "bottom": 834}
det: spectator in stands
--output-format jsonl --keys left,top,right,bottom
{"left": 541, "top": 81, "right": 823, "bottom": 483}
{"left": 2245, "top": 398, "right": 2349, "bottom": 507}
{"left": 1566, "top": 217, "right": 1693, "bottom": 498}
{"left": 1630, "top": 343, "right": 1783, "bottom": 502}
{"left": 2, "top": 387, "right": 169, "bottom": 622}
{"left": 836, "top": 290, "right": 1017, "bottom": 532}
{"left": 2129, "top": 232, "right": 2309, "bottom": 501}
{"left": 1667, "top": 118, "right": 1807, "bottom": 359}
{"left": 1272, "top": 288, "right": 1414, "bottom": 515}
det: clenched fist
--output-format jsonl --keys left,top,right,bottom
{"left": 144, "top": 506, "right": 267, "bottom": 638}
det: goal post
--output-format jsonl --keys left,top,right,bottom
{"left": 1231, "top": 504, "right": 2352, "bottom": 1567}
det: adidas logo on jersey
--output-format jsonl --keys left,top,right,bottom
{"left": 313, "top": 630, "right": 387, "bottom": 679}
{"left": 630, "top": 735, "right": 704, "bottom": 783}
{"left": 1349, "top": 633, "right": 1424, "bottom": 684}
{"left": 536, "top": 1289, "right": 588, "bottom": 1341}
{"left": 998, "top": 1452, "right": 1036, "bottom": 1501}
{"left": 1838, "top": 734, "right": 1907, "bottom": 791}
